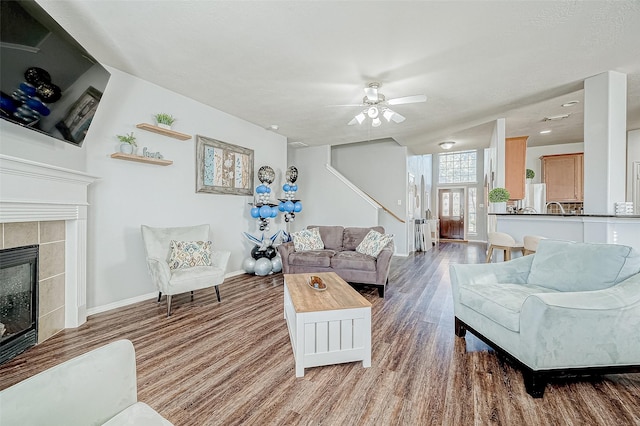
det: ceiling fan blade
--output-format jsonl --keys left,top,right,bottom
{"left": 326, "top": 103, "right": 364, "bottom": 107}
{"left": 364, "top": 86, "right": 378, "bottom": 102}
{"left": 386, "top": 94, "right": 427, "bottom": 105}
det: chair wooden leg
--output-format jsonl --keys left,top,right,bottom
{"left": 486, "top": 245, "right": 494, "bottom": 263}
{"left": 166, "top": 295, "right": 172, "bottom": 317}
{"left": 505, "top": 249, "right": 512, "bottom": 261}
{"left": 215, "top": 286, "right": 221, "bottom": 302}
{"left": 190, "top": 291, "right": 194, "bottom": 302}
{"left": 157, "top": 292, "right": 162, "bottom": 302}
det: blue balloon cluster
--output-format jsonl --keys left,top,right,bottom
{"left": 251, "top": 182, "right": 278, "bottom": 231}
{"left": 279, "top": 182, "right": 302, "bottom": 222}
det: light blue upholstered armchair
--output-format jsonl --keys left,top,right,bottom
{"left": 141, "top": 224, "right": 230, "bottom": 317}
{"left": 450, "top": 239, "right": 640, "bottom": 397}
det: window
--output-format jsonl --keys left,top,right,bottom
{"left": 438, "top": 150, "right": 477, "bottom": 184}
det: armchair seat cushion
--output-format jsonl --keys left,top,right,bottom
{"left": 459, "top": 283, "right": 559, "bottom": 332}
{"left": 331, "top": 251, "right": 377, "bottom": 272}
{"left": 288, "top": 250, "right": 336, "bottom": 268}
{"left": 168, "top": 266, "right": 225, "bottom": 294}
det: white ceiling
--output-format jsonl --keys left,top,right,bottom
{"left": 38, "top": 0, "right": 640, "bottom": 154}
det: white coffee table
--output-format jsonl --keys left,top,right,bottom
{"left": 283, "top": 272, "right": 372, "bottom": 377}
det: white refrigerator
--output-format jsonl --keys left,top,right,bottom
{"left": 523, "top": 183, "right": 546, "bottom": 213}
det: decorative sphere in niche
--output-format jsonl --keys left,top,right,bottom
{"left": 286, "top": 166, "right": 298, "bottom": 183}
{"left": 254, "top": 257, "right": 272, "bottom": 276}
{"left": 257, "top": 166, "right": 275, "bottom": 184}
{"left": 242, "top": 257, "right": 256, "bottom": 274}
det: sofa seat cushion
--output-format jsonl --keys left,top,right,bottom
{"left": 288, "top": 250, "right": 336, "bottom": 268}
{"left": 459, "top": 283, "right": 559, "bottom": 332}
{"left": 330, "top": 251, "right": 377, "bottom": 272}
{"left": 103, "top": 402, "right": 173, "bottom": 425}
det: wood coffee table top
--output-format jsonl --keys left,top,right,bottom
{"left": 284, "top": 272, "right": 372, "bottom": 313}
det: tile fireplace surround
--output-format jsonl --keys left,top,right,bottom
{"left": 0, "top": 155, "right": 97, "bottom": 341}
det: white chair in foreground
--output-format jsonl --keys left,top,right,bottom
{"left": 486, "top": 232, "right": 524, "bottom": 262}
{"left": 141, "top": 224, "right": 230, "bottom": 316}
{"left": 0, "top": 340, "right": 172, "bottom": 425}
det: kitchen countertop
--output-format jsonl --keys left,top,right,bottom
{"left": 490, "top": 213, "right": 640, "bottom": 218}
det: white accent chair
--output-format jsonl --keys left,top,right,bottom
{"left": 0, "top": 340, "right": 172, "bottom": 425}
{"left": 486, "top": 232, "right": 524, "bottom": 262}
{"left": 141, "top": 224, "right": 230, "bottom": 316}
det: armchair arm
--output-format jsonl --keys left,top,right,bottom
{"left": 520, "top": 273, "right": 640, "bottom": 368}
{"left": 145, "top": 257, "right": 171, "bottom": 293}
{"left": 450, "top": 255, "right": 534, "bottom": 287}
{"left": 277, "top": 242, "right": 295, "bottom": 274}
{"left": 375, "top": 242, "right": 394, "bottom": 285}
{"left": 211, "top": 250, "right": 231, "bottom": 271}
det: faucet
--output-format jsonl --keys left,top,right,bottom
{"left": 545, "top": 202, "right": 566, "bottom": 214}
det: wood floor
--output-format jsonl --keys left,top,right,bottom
{"left": 1, "top": 242, "right": 639, "bottom": 425}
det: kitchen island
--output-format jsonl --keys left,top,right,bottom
{"left": 490, "top": 213, "right": 640, "bottom": 252}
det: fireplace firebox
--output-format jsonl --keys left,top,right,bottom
{"left": 0, "top": 245, "right": 39, "bottom": 364}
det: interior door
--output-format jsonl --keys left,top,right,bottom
{"left": 439, "top": 188, "right": 464, "bottom": 240}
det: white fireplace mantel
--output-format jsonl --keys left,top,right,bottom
{"left": 0, "top": 154, "right": 98, "bottom": 328}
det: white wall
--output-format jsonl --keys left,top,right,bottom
{"left": 288, "top": 145, "right": 379, "bottom": 231}
{"left": 525, "top": 142, "right": 584, "bottom": 184}
{"left": 331, "top": 139, "right": 407, "bottom": 219}
{"left": 627, "top": 129, "right": 640, "bottom": 210}
{"left": 2, "top": 67, "right": 288, "bottom": 311}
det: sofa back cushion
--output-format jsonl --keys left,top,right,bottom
{"left": 342, "top": 226, "right": 385, "bottom": 251}
{"left": 308, "top": 225, "right": 344, "bottom": 250}
{"left": 527, "top": 239, "right": 640, "bottom": 291}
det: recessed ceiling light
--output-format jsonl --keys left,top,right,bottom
{"left": 543, "top": 113, "right": 571, "bottom": 121}
{"left": 268, "top": 124, "right": 279, "bottom": 131}
{"left": 540, "top": 130, "right": 552, "bottom": 134}
{"left": 561, "top": 100, "right": 580, "bottom": 107}
{"left": 439, "top": 141, "right": 456, "bottom": 150}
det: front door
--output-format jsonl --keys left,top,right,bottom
{"left": 439, "top": 188, "right": 464, "bottom": 240}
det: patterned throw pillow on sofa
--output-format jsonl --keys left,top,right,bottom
{"left": 168, "top": 240, "right": 212, "bottom": 270}
{"left": 356, "top": 230, "right": 393, "bottom": 258}
{"left": 292, "top": 227, "right": 324, "bottom": 251}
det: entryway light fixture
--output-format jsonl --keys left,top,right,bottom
{"left": 439, "top": 141, "right": 456, "bottom": 150}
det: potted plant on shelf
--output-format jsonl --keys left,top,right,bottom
{"left": 526, "top": 168, "right": 535, "bottom": 183}
{"left": 116, "top": 132, "right": 137, "bottom": 154}
{"left": 154, "top": 113, "right": 176, "bottom": 130}
{"left": 488, "top": 187, "right": 510, "bottom": 213}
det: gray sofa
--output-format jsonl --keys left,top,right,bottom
{"left": 450, "top": 239, "right": 640, "bottom": 397}
{"left": 278, "top": 225, "right": 394, "bottom": 297}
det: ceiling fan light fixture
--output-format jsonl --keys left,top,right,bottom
{"left": 371, "top": 118, "right": 382, "bottom": 128}
{"left": 383, "top": 108, "right": 394, "bottom": 122}
{"left": 439, "top": 141, "right": 455, "bottom": 150}
{"left": 355, "top": 112, "right": 365, "bottom": 124}
{"left": 367, "top": 106, "right": 379, "bottom": 119}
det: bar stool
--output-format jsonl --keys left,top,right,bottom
{"left": 523, "top": 235, "right": 545, "bottom": 255}
{"left": 486, "top": 232, "right": 524, "bottom": 262}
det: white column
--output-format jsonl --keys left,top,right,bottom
{"left": 583, "top": 71, "right": 627, "bottom": 214}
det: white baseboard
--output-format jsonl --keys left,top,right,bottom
{"left": 87, "top": 271, "right": 247, "bottom": 317}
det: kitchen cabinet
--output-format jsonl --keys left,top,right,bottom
{"left": 541, "top": 153, "right": 583, "bottom": 202}
{"left": 505, "top": 136, "right": 528, "bottom": 200}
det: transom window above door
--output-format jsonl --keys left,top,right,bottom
{"left": 438, "top": 150, "right": 477, "bottom": 184}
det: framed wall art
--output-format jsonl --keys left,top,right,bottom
{"left": 196, "top": 135, "right": 254, "bottom": 195}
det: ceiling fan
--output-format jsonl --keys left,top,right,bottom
{"left": 345, "top": 82, "right": 427, "bottom": 127}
